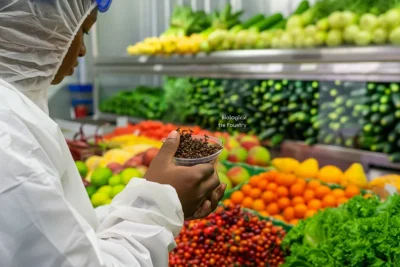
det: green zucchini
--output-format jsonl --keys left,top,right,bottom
{"left": 269, "top": 19, "right": 287, "bottom": 30}
{"left": 250, "top": 13, "right": 283, "bottom": 31}
{"left": 242, "top": 14, "right": 265, "bottom": 29}
{"left": 293, "top": 0, "right": 310, "bottom": 15}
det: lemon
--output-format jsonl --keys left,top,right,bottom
{"left": 98, "top": 185, "right": 113, "bottom": 197}
{"left": 85, "top": 156, "right": 102, "bottom": 171}
{"left": 108, "top": 175, "right": 122, "bottom": 186}
{"left": 75, "top": 161, "right": 88, "bottom": 177}
{"left": 110, "top": 185, "right": 125, "bottom": 198}
{"left": 91, "top": 167, "right": 113, "bottom": 187}
{"left": 85, "top": 186, "right": 97, "bottom": 198}
{"left": 91, "top": 192, "right": 110, "bottom": 207}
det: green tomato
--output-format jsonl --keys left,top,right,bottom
{"left": 304, "top": 25, "right": 317, "bottom": 36}
{"left": 390, "top": 26, "right": 400, "bottom": 45}
{"left": 326, "top": 30, "right": 343, "bottom": 47}
{"left": 303, "top": 36, "right": 316, "bottom": 48}
{"left": 288, "top": 27, "right": 304, "bottom": 39}
{"left": 314, "top": 31, "right": 327, "bottom": 46}
{"left": 385, "top": 9, "right": 400, "bottom": 29}
{"left": 344, "top": 25, "right": 360, "bottom": 43}
{"left": 287, "top": 15, "right": 303, "bottom": 29}
{"left": 317, "top": 18, "right": 329, "bottom": 31}
{"left": 373, "top": 28, "right": 388, "bottom": 44}
{"left": 328, "top": 12, "right": 344, "bottom": 29}
{"left": 355, "top": 30, "right": 372, "bottom": 46}
{"left": 271, "top": 37, "right": 281, "bottom": 48}
{"left": 280, "top": 33, "right": 294, "bottom": 49}
{"left": 342, "top": 11, "right": 357, "bottom": 27}
{"left": 360, "top": 13, "right": 379, "bottom": 31}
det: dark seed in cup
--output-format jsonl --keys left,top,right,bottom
{"left": 174, "top": 128, "right": 222, "bottom": 159}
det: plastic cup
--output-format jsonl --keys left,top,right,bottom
{"left": 173, "top": 135, "right": 223, "bottom": 167}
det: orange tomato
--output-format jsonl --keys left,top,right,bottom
{"left": 290, "top": 183, "right": 306, "bottom": 197}
{"left": 266, "top": 171, "right": 278, "bottom": 182}
{"left": 308, "top": 199, "right": 322, "bottom": 211}
{"left": 223, "top": 199, "right": 232, "bottom": 206}
{"left": 363, "top": 193, "right": 373, "bottom": 199}
{"left": 314, "top": 185, "right": 331, "bottom": 199}
{"left": 249, "top": 176, "right": 261, "bottom": 187}
{"left": 305, "top": 210, "right": 317, "bottom": 218}
{"left": 231, "top": 191, "right": 245, "bottom": 205}
{"left": 276, "top": 186, "right": 289, "bottom": 198}
{"left": 241, "top": 184, "right": 253, "bottom": 196}
{"left": 307, "top": 180, "right": 321, "bottom": 190}
{"left": 281, "top": 174, "right": 297, "bottom": 186}
{"left": 345, "top": 184, "right": 361, "bottom": 198}
{"left": 266, "top": 203, "right": 280, "bottom": 215}
{"left": 252, "top": 199, "right": 266, "bottom": 212}
{"left": 262, "top": 191, "right": 277, "bottom": 204}
{"left": 292, "top": 196, "right": 305, "bottom": 206}
{"left": 332, "top": 188, "right": 345, "bottom": 198}
{"left": 267, "top": 182, "right": 278, "bottom": 192}
{"left": 257, "top": 180, "right": 268, "bottom": 190}
{"left": 259, "top": 211, "right": 269, "bottom": 217}
{"left": 303, "top": 189, "right": 315, "bottom": 202}
{"left": 283, "top": 207, "right": 295, "bottom": 222}
{"left": 322, "top": 195, "right": 337, "bottom": 208}
{"left": 277, "top": 197, "right": 291, "bottom": 210}
{"left": 294, "top": 204, "right": 308, "bottom": 219}
{"left": 241, "top": 197, "right": 254, "bottom": 208}
{"left": 295, "top": 178, "right": 307, "bottom": 187}
{"left": 274, "top": 215, "right": 285, "bottom": 222}
{"left": 250, "top": 188, "right": 262, "bottom": 199}
{"left": 337, "top": 197, "right": 348, "bottom": 205}
{"left": 290, "top": 219, "right": 299, "bottom": 225}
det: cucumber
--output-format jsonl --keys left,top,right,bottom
{"left": 381, "top": 114, "right": 395, "bottom": 126}
{"left": 367, "top": 83, "right": 376, "bottom": 92}
{"left": 392, "top": 93, "right": 400, "bottom": 108}
{"left": 269, "top": 19, "right": 287, "bottom": 30}
{"left": 271, "top": 93, "right": 286, "bottom": 103}
{"left": 344, "top": 138, "right": 354, "bottom": 148}
{"left": 370, "top": 94, "right": 381, "bottom": 103}
{"left": 371, "top": 143, "right": 386, "bottom": 152}
{"left": 305, "top": 137, "right": 317, "bottom": 145}
{"left": 350, "top": 88, "right": 368, "bottom": 97}
{"left": 373, "top": 126, "right": 383, "bottom": 134}
{"left": 304, "top": 127, "right": 315, "bottom": 137}
{"left": 379, "top": 104, "right": 391, "bottom": 114}
{"left": 242, "top": 14, "right": 265, "bottom": 29}
{"left": 293, "top": 0, "right": 310, "bottom": 15}
{"left": 250, "top": 13, "right": 283, "bottom": 31}
{"left": 370, "top": 114, "right": 381, "bottom": 124}
{"left": 391, "top": 83, "right": 400, "bottom": 93}
{"left": 380, "top": 95, "right": 390, "bottom": 104}
{"left": 323, "top": 134, "right": 335, "bottom": 144}
{"left": 388, "top": 132, "right": 397, "bottom": 143}
{"left": 371, "top": 103, "right": 380, "bottom": 113}
{"left": 363, "top": 123, "right": 373, "bottom": 133}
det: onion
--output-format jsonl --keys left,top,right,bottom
{"left": 314, "top": 31, "right": 327, "bottom": 46}
{"left": 372, "top": 28, "right": 388, "bottom": 44}
{"left": 317, "top": 18, "right": 329, "bottom": 31}
{"left": 328, "top": 12, "right": 344, "bottom": 29}
{"left": 385, "top": 9, "right": 400, "bottom": 29}
{"left": 360, "top": 13, "right": 379, "bottom": 31}
{"left": 326, "top": 29, "right": 343, "bottom": 47}
{"left": 390, "top": 26, "right": 400, "bottom": 45}
{"left": 344, "top": 25, "right": 360, "bottom": 43}
{"left": 287, "top": 15, "right": 303, "bottom": 29}
{"left": 354, "top": 30, "right": 372, "bottom": 46}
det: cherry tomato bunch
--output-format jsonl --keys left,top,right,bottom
{"left": 169, "top": 205, "right": 286, "bottom": 267}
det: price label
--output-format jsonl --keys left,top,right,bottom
{"left": 138, "top": 56, "right": 148, "bottom": 63}
{"left": 116, "top": 116, "right": 129, "bottom": 127}
{"left": 153, "top": 64, "right": 163, "bottom": 71}
{"left": 385, "top": 184, "right": 398, "bottom": 196}
{"left": 300, "top": 64, "right": 317, "bottom": 71}
{"left": 267, "top": 64, "right": 283, "bottom": 72}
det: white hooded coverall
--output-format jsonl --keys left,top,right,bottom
{"left": 0, "top": 1, "right": 184, "bottom": 266}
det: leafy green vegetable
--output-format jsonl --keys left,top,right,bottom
{"left": 282, "top": 194, "right": 400, "bottom": 267}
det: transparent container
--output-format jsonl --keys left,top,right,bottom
{"left": 173, "top": 135, "right": 223, "bottom": 167}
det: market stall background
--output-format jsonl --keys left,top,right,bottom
{"left": 50, "top": 0, "right": 400, "bottom": 266}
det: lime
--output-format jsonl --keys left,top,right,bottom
{"left": 121, "top": 168, "right": 143, "bottom": 185}
{"left": 91, "top": 192, "right": 110, "bottom": 207}
{"left": 218, "top": 172, "right": 232, "bottom": 190}
{"left": 98, "top": 185, "right": 113, "bottom": 197}
{"left": 105, "top": 199, "right": 113, "bottom": 205}
{"left": 85, "top": 185, "right": 97, "bottom": 198}
{"left": 110, "top": 185, "right": 125, "bottom": 198}
{"left": 75, "top": 161, "right": 89, "bottom": 177}
{"left": 91, "top": 167, "right": 113, "bottom": 187}
{"left": 108, "top": 175, "right": 122, "bottom": 186}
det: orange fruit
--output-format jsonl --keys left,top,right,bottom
{"left": 249, "top": 176, "right": 261, "bottom": 187}
{"left": 363, "top": 193, "right": 373, "bottom": 199}
{"left": 305, "top": 210, "right": 317, "bottom": 218}
{"left": 314, "top": 186, "right": 331, "bottom": 199}
{"left": 345, "top": 184, "right": 361, "bottom": 198}
{"left": 267, "top": 182, "right": 278, "bottom": 192}
{"left": 292, "top": 196, "right": 305, "bottom": 206}
{"left": 241, "top": 184, "right": 253, "bottom": 196}
{"left": 266, "top": 203, "right": 280, "bottom": 215}
{"left": 259, "top": 211, "right": 269, "bottom": 217}
{"left": 250, "top": 188, "right": 262, "bottom": 199}
{"left": 257, "top": 180, "right": 268, "bottom": 190}
{"left": 242, "top": 197, "right": 254, "bottom": 208}
{"left": 266, "top": 171, "right": 278, "bottom": 182}
{"left": 223, "top": 199, "right": 232, "bottom": 206}
{"left": 307, "top": 180, "right": 321, "bottom": 190}
{"left": 276, "top": 173, "right": 297, "bottom": 186}
{"left": 295, "top": 178, "right": 307, "bottom": 187}
{"left": 277, "top": 197, "right": 291, "bottom": 210}
{"left": 276, "top": 186, "right": 289, "bottom": 197}
{"left": 332, "top": 188, "right": 345, "bottom": 198}
{"left": 290, "top": 183, "right": 305, "bottom": 197}
{"left": 308, "top": 199, "right": 322, "bottom": 211}
{"left": 231, "top": 191, "right": 245, "bottom": 205}
{"left": 303, "top": 189, "right": 315, "bottom": 202}
{"left": 337, "top": 197, "right": 348, "bottom": 205}
{"left": 294, "top": 204, "right": 308, "bottom": 219}
{"left": 322, "top": 195, "right": 337, "bottom": 208}
{"left": 262, "top": 191, "right": 277, "bottom": 204}
{"left": 283, "top": 207, "right": 295, "bottom": 222}
{"left": 252, "top": 199, "right": 266, "bottom": 212}
{"left": 290, "top": 219, "right": 299, "bottom": 225}
{"left": 274, "top": 215, "right": 285, "bottom": 222}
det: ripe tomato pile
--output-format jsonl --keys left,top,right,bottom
{"left": 225, "top": 171, "right": 364, "bottom": 225}
{"left": 169, "top": 205, "right": 286, "bottom": 267}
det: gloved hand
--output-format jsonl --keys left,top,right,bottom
{"left": 144, "top": 130, "right": 226, "bottom": 220}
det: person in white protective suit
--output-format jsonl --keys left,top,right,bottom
{"left": 0, "top": 1, "right": 226, "bottom": 266}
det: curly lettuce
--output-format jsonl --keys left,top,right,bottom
{"left": 282, "top": 195, "right": 400, "bottom": 267}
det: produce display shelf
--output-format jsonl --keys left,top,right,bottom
{"left": 94, "top": 46, "right": 400, "bottom": 82}
{"left": 280, "top": 140, "right": 400, "bottom": 179}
